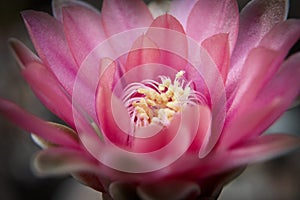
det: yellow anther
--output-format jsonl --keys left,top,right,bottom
{"left": 127, "top": 70, "right": 194, "bottom": 128}
{"left": 137, "top": 88, "right": 147, "bottom": 94}
{"left": 139, "top": 113, "right": 149, "bottom": 119}
{"left": 160, "top": 93, "right": 169, "bottom": 103}
{"left": 176, "top": 70, "right": 185, "bottom": 78}
{"left": 146, "top": 99, "right": 156, "bottom": 106}
{"left": 158, "top": 84, "right": 165, "bottom": 91}
{"left": 166, "top": 101, "right": 180, "bottom": 112}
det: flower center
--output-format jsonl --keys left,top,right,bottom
{"left": 122, "top": 71, "right": 199, "bottom": 129}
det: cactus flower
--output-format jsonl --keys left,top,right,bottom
{"left": 1, "top": 0, "right": 300, "bottom": 199}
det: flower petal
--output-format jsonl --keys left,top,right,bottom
{"left": 0, "top": 99, "right": 79, "bottom": 148}
{"left": 33, "top": 147, "right": 98, "bottom": 176}
{"left": 228, "top": 134, "right": 300, "bottom": 167}
{"left": 22, "top": 62, "right": 75, "bottom": 127}
{"left": 125, "top": 35, "right": 161, "bottom": 72}
{"left": 186, "top": 0, "right": 239, "bottom": 53}
{"left": 21, "top": 10, "right": 78, "bottom": 95}
{"left": 31, "top": 123, "right": 78, "bottom": 149}
{"left": 227, "top": 0, "right": 289, "bottom": 96}
{"left": 201, "top": 33, "right": 230, "bottom": 83}
{"left": 260, "top": 19, "right": 300, "bottom": 55}
{"left": 190, "top": 134, "right": 299, "bottom": 179}
{"left": 101, "top": 0, "right": 153, "bottom": 36}
{"left": 62, "top": 3, "right": 106, "bottom": 65}
{"left": 9, "top": 38, "right": 41, "bottom": 69}
{"left": 169, "top": 0, "right": 198, "bottom": 28}
{"left": 52, "top": 0, "right": 99, "bottom": 21}
{"left": 146, "top": 14, "right": 187, "bottom": 72}
{"left": 218, "top": 97, "right": 284, "bottom": 150}
{"left": 219, "top": 52, "right": 300, "bottom": 149}
{"left": 188, "top": 105, "right": 212, "bottom": 158}
{"left": 228, "top": 47, "right": 280, "bottom": 116}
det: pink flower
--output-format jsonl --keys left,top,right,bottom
{"left": 1, "top": 0, "right": 300, "bottom": 199}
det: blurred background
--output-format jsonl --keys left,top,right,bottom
{"left": 0, "top": 0, "right": 299, "bottom": 200}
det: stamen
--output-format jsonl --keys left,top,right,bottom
{"left": 122, "top": 71, "right": 200, "bottom": 129}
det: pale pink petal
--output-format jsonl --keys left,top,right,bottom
{"left": 9, "top": 38, "right": 41, "bottom": 69}
{"left": 227, "top": 0, "right": 289, "bottom": 96}
{"left": 125, "top": 35, "right": 161, "bottom": 72}
{"left": 62, "top": 4, "right": 107, "bottom": 65}
{"left": 0, "top": 99, "right": 79, "bottom": 148}
{"left": 228, "top": 134, "right": 300, "bottom": 168}
{"left": 198, "top": 134, "right": 300, "bottom": 179}
{"left": 22, "top": 10, "right": 78, "bottom": 95}
{"left": 219, "top": 52, "right": 300, "bottom": 149}
{"left": 218, "top": 97, "right": 284, "bottom": 150}
{"left": 188, "top": 105, "right": 212, "bottom": 157}
{"left": 227, "top": 20, "right": 300, "bottom": 113}
{"left": 149, "top": 13, "right": 185, "bottom": 33}
{"left": 186, "top": 0, "right": 239, "bottom": 53}
{"left": 169, "top": 0, "right": 198, "bottom": 28}
{"left": 186, "top": 48, "right": 227, "bottom": 155}
{"left": 52, "top": 0, "right": 99, "bottom": 21}
{"left": 260, "top": 19, "right": 300, "bottom": 55}
{"left": 247, "top": 52, "right": 300, "bottom": 137}
{"left": 96, "top": 60, "right": 130, "bottom": 147}
{"left": 228, "top": 47, "right": 280, "bottom": 116}
{"left": 33, "top": 147, "right": 98, "bottom": 176}
{"left": 22, "top": 62, "right": 75, "bottom": 127}
{"left": 31, "top": 123, "right": 78, "bottom": 149}
{"left": 101, "top": 0, "right": 153, "bottom": 36}
{"left": 201, "top": 33, "right": 230, "bottom": 82}
{"left": 146, "top": 14, "right": 187, "bottom": 72}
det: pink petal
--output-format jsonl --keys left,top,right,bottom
{"left": 9, "top": 38, "right": 41, "bottom": 69}
{"left": 199, "top": 134, "right": 300, "bottom": 179}
{"left": 146, "top": 14, "right": 187, "bottom": 72}
{"left": 186, "top": 0, "right": 239, "bottom": 53}
{"left": 62, "top": 3, "right": 107, "bottom": 65}
{"left": 188, "top": 105, "right": 212, "bottom": 157}
{"left": 228, "top": 47, "right": 280, "bottom": 116}
{"left": 185, "top": 48, "right": 227, "bottom": 154}
{"left": 228, "top": 134, "right": 300, "bottom": 167}
{"left": 0, "top": 99, "right": 79, "bottom": 148}
{"left": 31, "top": 123, "right": 78, "bottom": 149}
{"left": 21, "top": 62, "right": 75, "bottom": 128}
{"left": 96, "top": 60, "right": 130, "bottom": 147}
{"left": 101, "top": 0, "right": 153, "bottom": 36}
{"left": 260, "top": 19, "right": 300, "bottom": 55}
{"left": 227, "top": 0, "right": 289, "bottom": 97}
{"left": 33, "top": 147, "right": 98, "bottom": 176}
{"left": 149, "top": 13, "right": 185, "bottom": 33}
{"left": 52, "top": 0, "right": 99, "bottom": 21}
{"left": 201, "top": 33, "right": 230, "bottom": 83}
{"left": 22, "top": 10, "right": 78, "bottom": 95}
{"left": 125, "top": 35, "right": 161, "bottom": 72}
{"left": 248, "top": 52, "right": 300, "bottom": 136}
{"left": 218, "top": 97, "right": 284, "bottom": 150}
{"left": 169, "top": 0, "right": 198, "bottom": 28}
{"left": 227, "top": 20, "right": 300, "bottom": 114}
{"left": 219, "top": 52, "right": 300, "bottom": 149}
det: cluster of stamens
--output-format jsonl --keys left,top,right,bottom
{"left": 122, "top": 71, "right": 200, "bottom": 129}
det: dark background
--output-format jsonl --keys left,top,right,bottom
{"left": 0, "top": 1, "right": 299, "bottom": 200}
